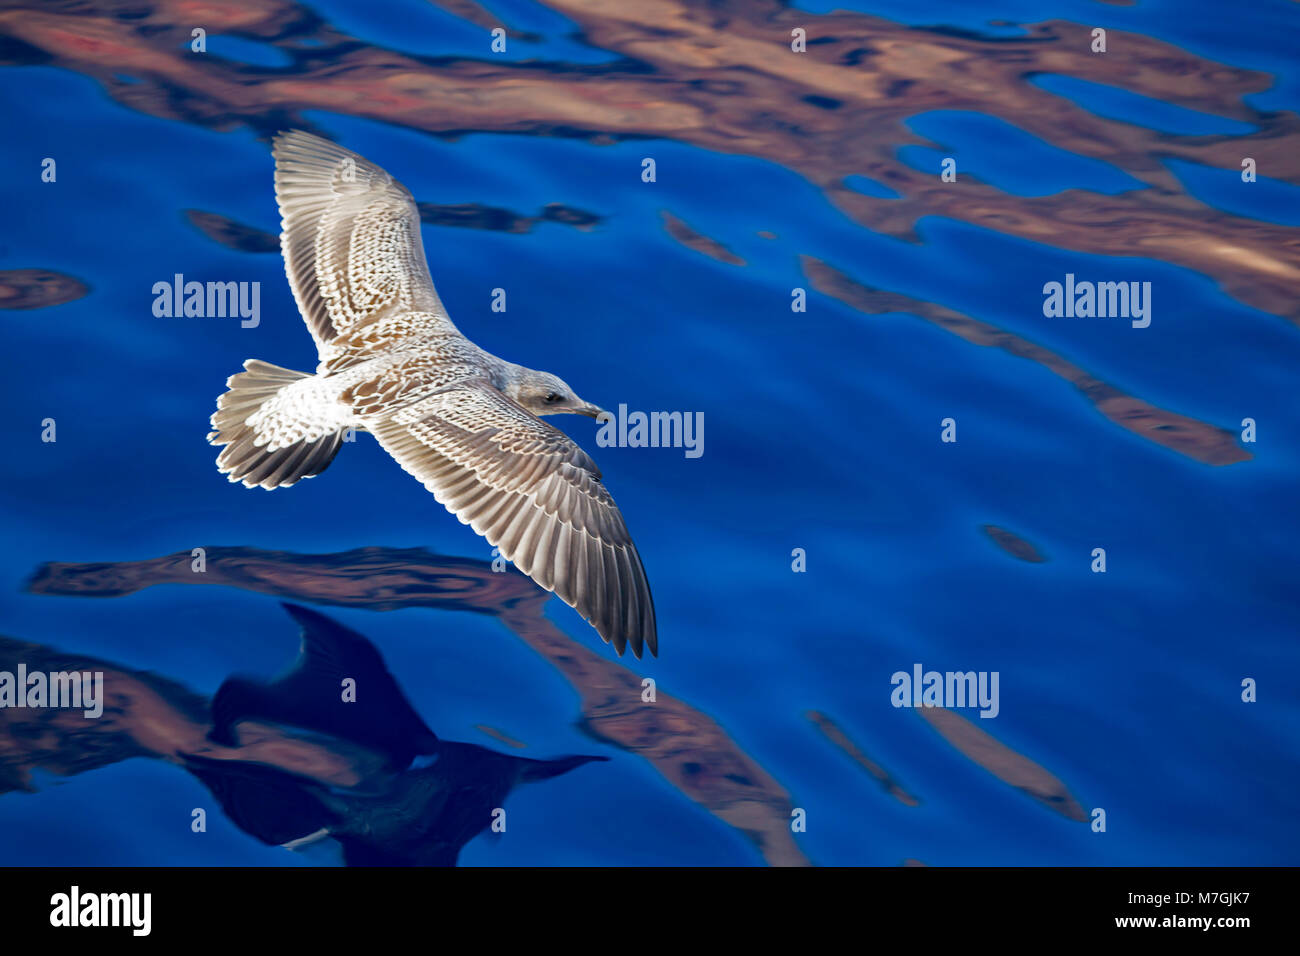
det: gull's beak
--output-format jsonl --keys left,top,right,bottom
{"left": 577, "top": 403, "right": 607, "bottom": 419}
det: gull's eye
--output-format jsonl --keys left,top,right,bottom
{"left": 544, "top": 391, "right": 564, "bottom": 404}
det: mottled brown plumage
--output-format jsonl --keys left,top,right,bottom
{"left": 208, "top": 131, "right": 655, "bottom": 657}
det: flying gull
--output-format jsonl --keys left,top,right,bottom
{"left": 208, "top": 131, "right": 656, "bottom": 657}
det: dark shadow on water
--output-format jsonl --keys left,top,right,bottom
{"left": 197, "top": 602, "right": 606, "bottom": 866}
{"left": 0, "top": 599, "right": 605, "bottom": 867}
{"left": 24, "top": 545, "right": 814, "bottom": 865}
{"left": 19, "top": 545, "right": 1089, "bottom": 864}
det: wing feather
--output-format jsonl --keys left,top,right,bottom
{"left": 362, "top": 382, "right": 656, "bottom": 657}
{"left": 272, "top": 130, "right": 455, "bottom": 369}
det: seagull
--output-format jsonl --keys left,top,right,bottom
{"left": 208, "top": 131, "right": 656, "bottom": 657}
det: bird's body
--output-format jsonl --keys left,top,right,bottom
{"left": 209, "top": 131, "right": 655, "bottom": 656}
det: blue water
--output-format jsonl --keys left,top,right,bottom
{"left": 1, "top": 1, "right": 1298, "bottom": 866}
{"left": 899, "top": 111, "right": 1147, "bottom": 196}
{"left": 1030, "top": 75, "right": 1260, "bottom": 136}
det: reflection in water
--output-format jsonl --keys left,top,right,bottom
{"left": 0, "top": 0, "right": 1267, "bottom": 468}
{"left": 184, "top": 210, "right": 280, "bottom": 253}
{"left": 981, "top": 525, "right": 1047, "bottom": 564}
{"left": 186, "top": 202, "right": 602, "bottom": 253}
{"left": 918, "top": 706, "right": 1087, "bottom": 822}
{"left": 29, "top": 546, "right": 814, "bottom": 866}
{"left": 208, "top": 603, "right": 444, "bottom": 768}
{"left": 199, "top": 603, "right": 605, "bottom": 866}
{"left": 1, "top": 0, "right": 1295, "bottom": 329}
{"left": 806, "top": 710, "right": 920, "bottom": 808}
{"left": 660, "top": 211, "right": 747, "bottom": 267}
{"left": 0, "top": 601, "right": 605, "bottom": 866}
{"left": 0, "top": 268, "right": 89, "bottom": 310}
{"left": 800, "top": 256, "right": 1251, "bottom": 467}
{"left": 0, "top": 630, "right": 379, "bottom": 799}
{"left": 27, "top": 546, "right": 1092, "bottom": 864}
{"left": 474, "top": 725, "right": 527, "bottom": 750}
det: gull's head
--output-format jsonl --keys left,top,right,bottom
{"left": 509, "top": 369, "right": 605, "bottom": 419}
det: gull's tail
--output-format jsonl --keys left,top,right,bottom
{"left": 208, "top": 359, "right": 346, "bottom": 490}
